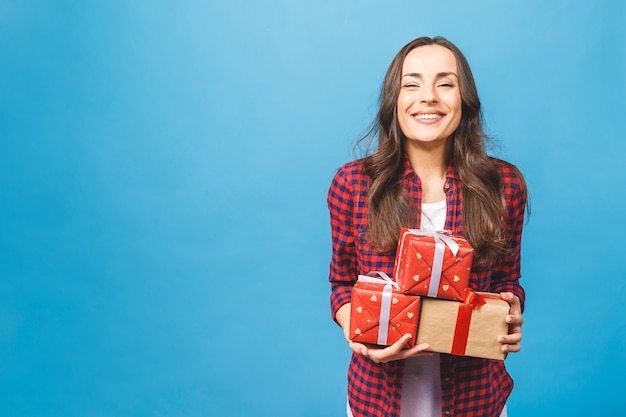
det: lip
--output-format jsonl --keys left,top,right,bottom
{"left": 410, "top": 110, "right": 446, "bottom": 124}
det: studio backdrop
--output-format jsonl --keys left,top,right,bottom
{"left": 0, "top": 1, "right": 624, "bottom": 416}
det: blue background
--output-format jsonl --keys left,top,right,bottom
{"left": 1, "top": 1, "right": 624, "bottom": 416}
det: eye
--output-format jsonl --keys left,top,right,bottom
{"left": 437, "top": 73, "right": 459, "bottom": 87}
{"left": 402, "top": 82, "right": 420, "bottom": 89}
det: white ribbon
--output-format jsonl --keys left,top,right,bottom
{"left": 356, "top": 271, "right": 399, "bottom": 345}
{"left": 395, "top": 229, "right": 460, "bottom": 297}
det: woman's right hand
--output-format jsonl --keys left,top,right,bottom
{"left": 349, "top": 336, "right": 431, "bottom": 364}
{"left": 336, "top": 303, "right": 431, "bottom": 363}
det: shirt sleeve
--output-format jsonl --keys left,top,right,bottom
{"left": 327, "top": 165, "right": 358, "bottom": 322}
{"left": 489, "top": 164, "right": 528, "bottom": 311}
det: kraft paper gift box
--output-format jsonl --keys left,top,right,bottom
{"left": 394, "top": 228, "right": 474, "bottom": 301}
{"left": 416, "top": 290, "right": 510, "bottom": 360}
{"left": 349, "top": 272, "right": 421, "bottom": 348}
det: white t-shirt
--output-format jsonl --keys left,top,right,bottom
{"left": 400, "top": 199, "right": 446, "bottom": 417}
{"left": 399, "top": 199, "right": 508, "bottom": 417}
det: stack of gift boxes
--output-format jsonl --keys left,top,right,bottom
{"left": 349, "top": 228, "right": 510, "bottom": 361}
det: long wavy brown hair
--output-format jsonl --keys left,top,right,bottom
{"left": 358, "top": 36, "right": 526, "bottom": 265}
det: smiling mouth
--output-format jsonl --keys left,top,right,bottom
{"left": 412, "top": 113, "right": 444, "bottom": 121}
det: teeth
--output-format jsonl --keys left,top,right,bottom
{"left": 414, "top": 113, "right": 442, "bottom": 120}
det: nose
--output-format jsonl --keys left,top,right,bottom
{"left": 419, "top": 86, "right": 437, "bottom": 103}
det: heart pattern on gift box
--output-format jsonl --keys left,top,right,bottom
{"left": 350, "top": 279, "right": 421, "bottom": 348}
{"left": 394, "top": 228, "right": 474, "bottom": 301}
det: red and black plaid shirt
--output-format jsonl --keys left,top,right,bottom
{"left": 327, "top": 154, "right": 527, "bottom": 417}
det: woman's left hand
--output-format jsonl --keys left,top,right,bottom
{"left": 497, "top": 292, "right": 523, "bottom": 354}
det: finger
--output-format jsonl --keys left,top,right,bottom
{"left": 501, "top": 342, "right": 521, "bottom": 353}
{"left": 373, "top": 339, "right": 431, "bottom": 363}
{"left": 500, "top": 292, "right": 521, "bottom": 315}
{"left": 500, "top": 293, "right": 524, "bottom": 338}
{"left": 505, "top": 314, "right": 524, "bottom": 325}
{"left": 499, "top": 317, "right": 523, "bottom": 344}
{"left": 400, "top": 342, "right": 432, "bottom": 359}
{"left": 498, "top": 328, "right": 522, "bottom": 355}
{"left": 498, "top": 333, "right": 522, "bottom": 345}
{"left": 367, "top": 334, "right": 413, "bottom": 363}
{"left": 406, "top": 342, "right": 431, "bottom": 353}
{"left": 378, "top": 334, "right": 413, "bottom": 357}
{"left": 506, "top": 314, "right": 524, "bottom": 335}
{"left": 505, "top": 312, "right": 523, "bottom": 327}
{"left": 348, "top": 341, "right": 369, "bottom": 356}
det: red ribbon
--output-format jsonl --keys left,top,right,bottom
{"left": 450, "top": 289, "right": 492, "bottom": 356}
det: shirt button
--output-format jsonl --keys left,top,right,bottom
{"left": 443, "top": 411, "right": 451, "bottom": 415}
{"left": 444, "top": 377, "right": 451, "bottom": 382}
{"left": 444, "top": 183, "right": 450, "bottom": 190}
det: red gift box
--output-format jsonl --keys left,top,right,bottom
{"left": 393, "top": 228, "right": 474, "bottom": 301}
{"left": 350, "top": 272, "right": 421, "bottom": 348}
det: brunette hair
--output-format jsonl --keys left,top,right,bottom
{"left": 359, "top": 36, "right": 526, "bottom": 265}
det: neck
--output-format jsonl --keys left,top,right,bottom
{"left": 404, "top": 139, "right": 451, "bottom": 204}
{"left": 404, "top": 139, "right": 451, "bottom": 180}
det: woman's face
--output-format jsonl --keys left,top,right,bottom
{"left": 396, "top": 45, "right": 462, "bottom": 147}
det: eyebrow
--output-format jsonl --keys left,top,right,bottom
{"left": 402, "top": 72, "right": 458, "bottom": 79}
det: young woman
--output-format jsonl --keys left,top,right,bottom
{"left": 327, "top": 36, "right": 527, "bottom": 417}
